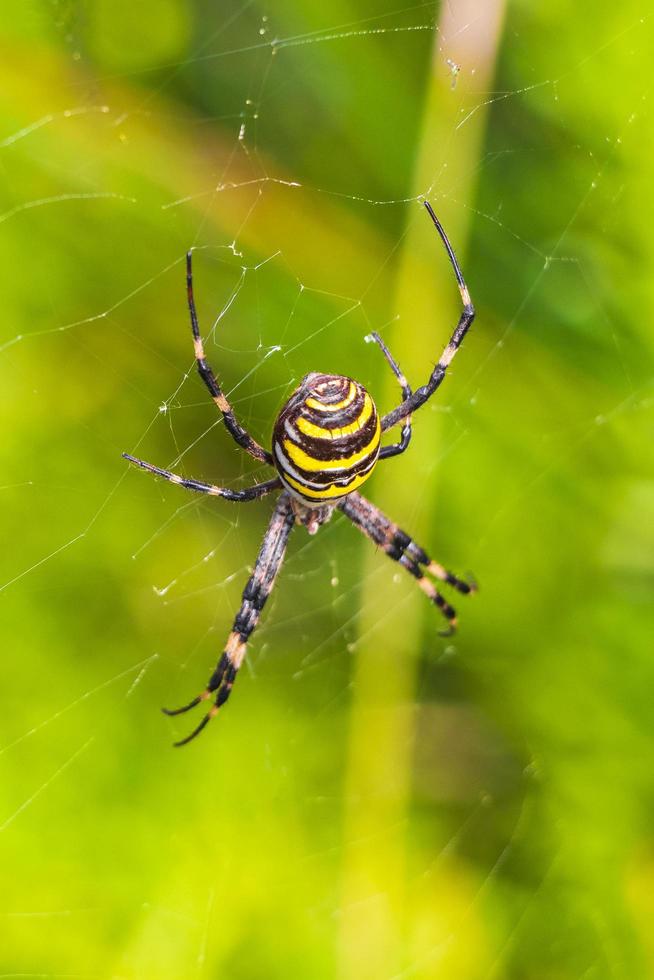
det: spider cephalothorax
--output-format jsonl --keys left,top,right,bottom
{"left": 123, "top": 202, "right": 477, "bottom": 746}
{"left": 272, "top": 373, "right": 381, "bottom": 507}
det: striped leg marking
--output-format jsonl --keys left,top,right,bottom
{"left": 338, "top": 491, "right": 476, "bottom": 634}
{"left": 163, "top": 493, "right": 295, "bottom": 746}
{"left": 186, "top": 251, "right": 273, "bottom": 465}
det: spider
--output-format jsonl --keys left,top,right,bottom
{"left": 124, "top": 201, "right": 476, "bottom": 746}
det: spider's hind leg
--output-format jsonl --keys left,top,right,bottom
{"left": 162, "top": 635, "right": 244, "bottom": 746}
{"left": 392, "top": 529, "right": 476, "bottom": 597}
{"left": 163, "top": 493, "right": 295, "bottom": 746}
{"left": 338, "top": 491, "right": 475, "bottom": 633}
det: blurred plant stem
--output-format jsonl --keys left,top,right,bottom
{"left": 338, "top": 3, "right": 507, "bottom": 977}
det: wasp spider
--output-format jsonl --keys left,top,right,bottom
{"left": 124, "top": 202, "right": 476, "bottom": 746}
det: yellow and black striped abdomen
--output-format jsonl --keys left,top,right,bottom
{"left": 272, "top": 373, "right": 381, "bottom": 503}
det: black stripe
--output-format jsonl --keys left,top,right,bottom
{"left": 277, "top": 389, "right": 366, "bottom": 430}
{"left": 299, "top": 390, "right": 367, "bottom": 428}
{"left": 278, "top": 417, "right": 379, "bottom": 463}
{"left": 276, "top": 450, "right": 378, "bottom": 489}
{"left": 303, "top": 373, "right": 353, "bottom": 404}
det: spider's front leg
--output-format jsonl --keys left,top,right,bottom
{"left": 338, "top": 491, "right": 475, "bottom": 634}
{"left": 381, "top": 202, "right": 475, "bottom": 434}
{"left": 186, "top": 251, "right": 273, "bottom": 465}
{"left": 163, "top": 493, "right": 295, "bottom": 746}
{"left": 368, "top": 331, "right": 413, "bottom": 461}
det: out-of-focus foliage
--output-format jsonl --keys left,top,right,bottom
{"left": 0, "top": 1, "right": 652, "bottom": 977}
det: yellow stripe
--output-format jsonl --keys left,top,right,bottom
{"left": 296, "top": 394, "right": 374, "bottom": 440}
{"left": 283, "top": 418, "right": 380, "bottom": 473}
{"left": 282, "top": 468, "right": 376, "bottom": 500}
{"left": 305, "top": 381, "right": 356, "bottom": 412}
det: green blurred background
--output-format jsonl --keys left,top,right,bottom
{"left": 1, "top": 1, "right": 653, "bottom": 976}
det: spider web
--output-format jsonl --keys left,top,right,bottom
{"left": 1, "top": 2, "right": 653, "bottom": 976}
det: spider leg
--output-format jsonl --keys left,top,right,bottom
{"left": 163, "top": 492, "right": 295, "bottom": 746}
{"left": 338, "top": 491, "right": 475, "bottom": 633}
{"left": 367, "top": 331, "right": 413, "bottom": 461}
{"left": 186, "top": 251, "right": 273, "bottom": 465}
{"left": 123, "top": 452, "right": 281, "bottom": 501}
{"left": 381, "top": 201, "right": 475, "bottom": 433}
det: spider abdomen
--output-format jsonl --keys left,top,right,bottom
{"left": 272, "top": 373, "right": 381, "bottom": 502}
